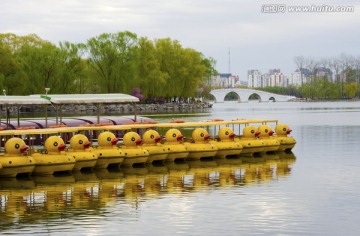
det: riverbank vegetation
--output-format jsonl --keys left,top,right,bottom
{"left": 0, "top": 32, "right": 217, "bottom": 101}
{"left": 245, "top": 54, "right": 360, "bottom": 100}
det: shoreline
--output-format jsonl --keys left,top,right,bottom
{"left": 2, "top": 102, "right": 213, "bottom": 115}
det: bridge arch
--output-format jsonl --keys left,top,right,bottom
{"left": 209, "top": 88, "right": 296, "bottom": 103}
{"left": 247, "top": 92, "right": 262, "bottom": 102}
{"left": 224, "top": 91, "right": 241, "bottom": 102}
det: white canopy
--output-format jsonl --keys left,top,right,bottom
{"left": 30, "top": 93, "right": 139, "bottom": 104}
{"left": 0, "top": 96, "right": 51, "bottom": 105}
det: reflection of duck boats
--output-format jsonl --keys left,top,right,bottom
{"left": 278, "top": 151, "right": 296, "bottom": 160}
{"left": 187, "top": 160, "right": 218, "bottom": 189}
{"left": 72, "top": 170, "right": 98, "bottom": 182}
{"left": 144, "top": 166, "right": 168, "bottom": 198}
{"left": 94, "top": 168, "right": 124, "bottom": 180}
{"left": 121, "top": 167, "right": 148, "bottom": 204}
{"left": 0, "top": 176, "right": 35, "bottom": 189}
{"left": 165, "top": 162, "right": 189, "bottom": 193}
{"left": 0, "top": 151, "right": 298, "bottom": 228}
{"left": 214, "top": 158, "right": 244, "bottom": 187}
{"left": 0, "top": 188, "right": 35, "bottom": 223}
{"left": 276, "top": 152, "right": 296, "bottom": 178}
{"left": 32, "top": 175, "right": 75, "bottom": 213}
{"left": 32, "top": 173, "right": 76, "bottom": 185}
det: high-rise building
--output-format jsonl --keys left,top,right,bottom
{"left": 247, "top": 70, "right": 262, "bottom": 88}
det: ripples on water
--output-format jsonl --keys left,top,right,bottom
{"left": 1, "top": 101, "right": 360, "bottom": 235}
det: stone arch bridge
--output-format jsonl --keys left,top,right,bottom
{"left": 209, "top": 88, "right": 296, "bottom": 103}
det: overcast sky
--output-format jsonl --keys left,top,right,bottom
{"left": 1, "top": 0, "right": 359, "bottom": 80}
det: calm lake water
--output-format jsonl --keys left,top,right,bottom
{"left": 1, "top": 101, "right": 360, "bottom": 235}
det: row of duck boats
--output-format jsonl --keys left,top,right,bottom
{"left": 0, "top": 119, "right": 296, "bottom": 177}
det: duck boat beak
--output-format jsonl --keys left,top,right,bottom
{"left": 136, "top": 139, "right": 142, "bottom": 145}
{"left": 58, "top": 143, "right": 66, "bottom": 151}
{"left": 111, "top": 138, "right": 119, "bottom": 145}
{"left": 155, "top": 136, "right": 162, "bottom": 143}
{"left": 20, "top": 145, "right": 29, "bottom": 153}
{"left": 84, "top": 141, "right": 91, "bottom": 149}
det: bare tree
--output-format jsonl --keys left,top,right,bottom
{"left": 294, "top": 56, "right": 305, "bottom": 90}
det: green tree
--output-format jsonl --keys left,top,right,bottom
{"left": 344, "top": 82, "right": 358, "bottom": 98}
{"left": 87, "top": 31, "right": 138, "bottom": 93}
{"left": 58, "top": 41, "right": 87, "bottom": 94}
{"left": 0, "top": 39, "right": 20, "bottom": 94}
{"left": 136, "top": 37, "right": 168, "bottom": 98}
{"left": 154, "top": 38, "right": 210, "bottom": 100}
{"left": 0, "top": 33, "right": 49, "bottom": 95}
{"left": 18, "top": 41, "right": 62, "bottom": 94}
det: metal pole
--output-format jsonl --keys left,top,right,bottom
{"left": 5, "top": 104, "right": 9, "bottom": 130}
{"left": 56, "top": 105, "right": 59, "bottom": 125}
{"left": 17, "top": 105, "right": 20, "bottom": 128}
{"left": 60, "top": 105, "right": 63, "bottom": 125}
{"left": 45, "top": 104, "right": 48, "bottom": 128}
{"left": 97, "top": 103, "right": 101, "bottom": 124}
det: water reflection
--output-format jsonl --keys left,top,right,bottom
{"left": 0, "top": 153, "right": 296, "bottom": 231}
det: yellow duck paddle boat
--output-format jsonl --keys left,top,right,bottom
{"left": 120, "top": 131, "right": 149, "bottom": 167}
{"left": 142, "top": 129, "right": 169, "bottom": 165}
{"left": 235, "top": 126, "right": 265, "bottom": 157}
{"left": 67, "top": 134, "right": 98, "bottom": 171}
{"left": 257, "top": 125, "right": 280, "bottom": 154}
{"left": 0, "top": 137, "right": 35, "bottom": 177}
{"left": 91, "top": 131, "right": 125, "bottom": 169}
{"left": 210, "top": 127, "right": 243, "bottom": 159}
{"left": 274, "top": 124, "right": 296, "bottom": 152}
{"left": 31, "top": 136, "right": 76, "bottom": 175}
{"left": 163, "top": 128, "right": 189, "bottom": 162}
{"left": 184, "top": 128, "right": 218, "bottom": 160}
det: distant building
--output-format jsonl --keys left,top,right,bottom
{"left": 211, "top": 73, "right": 240, "bottom": 87}
{"left": 314, "top": 67, "right": 333, "bottom": 81}
{"left": 247, "top": 70, "right": 262, "bottom": 88}
{"left": 290, "top": 68, "right": 310, "bottom": 86}
{"left": 270, "top": 71, "right": 287, "bottom": 87}
{"left": 248, "top": 69, "right": 287, "bottom": 88}
{"left": 261, "top": 73, "right": 270, "bottom": 87}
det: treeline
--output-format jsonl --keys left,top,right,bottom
{"left": 257, "top": 54, "right": 360, "bottom": 99}
{"left": 293, "top": 54, "right": 360, "bottom": 99}
{"left": 0, "top": 32, "right": 217, "bottom": 101}
{"left": 259, "top": 82, "right": 358, "bottom": 100}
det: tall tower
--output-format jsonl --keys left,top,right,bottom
{"left": 228, "top": 47, "right": 231, "bottom": 74}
